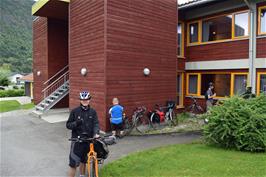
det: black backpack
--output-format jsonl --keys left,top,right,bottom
{"left": 205, "top": 91, "right": 209, "bottom": 100}
{"left": 94, "top": 139, "right": 109, "bottom": 159}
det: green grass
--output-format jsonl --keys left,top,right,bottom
{"left": 0, "top": 100, "right": 34, "bottom": 113}
{"left": 100, "top": 143, "right": 266, "bottom": 177}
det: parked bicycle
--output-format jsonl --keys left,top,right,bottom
{"left": 148, "top": 100, "right": 176, "bottom": 127}
{"left": 185, "top": 96, "right": 204, "bottom": 117}
{"left": 69, "top": 134, "right": 109, "bottom": 177}
{"left": 123, "top": 106, "right": 153, "bottom": 135}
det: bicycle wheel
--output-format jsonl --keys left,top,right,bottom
{"left": 150, "top": 112, "right": 160, "bottom": 128}
{"left": 123, "top": 117, "right": 133, "bottom": 136}
{"left": 135, "top": 115, "right": 153, "bottom": 134}
{"left": 168, "top": 110, "right": 176, "bottom": 126}
{"left": 88, "top": 158, "right": 97, "bottom": 177}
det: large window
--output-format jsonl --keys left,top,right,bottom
{"left": 257, "top": 73, "right": 266, "bottom": 95}
{"left": 234, "top": 12, "right": 249, "bottom": 37}
{"left": 259, "top": 6, "right": 266, "bottom": 35}
{"left": 202, "top": 15, "right": 232, "bottom": 42}
{"left": 187, "top": 10, "right": 249, "bottom": 45}
{"left": 186, "top": 72, "right": 248, "bottom": 97}
{"left": 189, "top": 22, "right": 199, "bottom": 43}
{"left": 177, "top": 23, "right": 184, "bottom": 57}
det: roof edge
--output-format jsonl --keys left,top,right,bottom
{"left": 32, "top": 0, "right": 70, "bottom": 16}
{"left": 179, "top": 0, "right": 218, "bottom": 10}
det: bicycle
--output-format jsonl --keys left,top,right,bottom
{"left": 185, "top": 96, "right": 204, "bottom": 117}
{"left": 123, "top": 106, "right": 153, "bottom": 135}
{"left": 149, "top": 100, "right": 176, "bottom": 127}
{"left": 69, "top": 135, "right": 109, "bottom": 177}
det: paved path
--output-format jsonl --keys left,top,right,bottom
{"left": 1, "top": 111, "right": 201, "bottom": 177}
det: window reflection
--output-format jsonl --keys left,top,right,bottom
{"left": 234, "top": 12, "right": 249, "bottom": 37}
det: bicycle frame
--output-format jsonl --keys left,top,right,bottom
{"left": 88, "top": 143, "right": 98, "bottom": 177}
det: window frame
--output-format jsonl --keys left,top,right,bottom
{"left": 230, "top": 72, "right": 249, "bottom": 97}
{"left": 187, "top": 10, "right": 250, "bottom": 46}
{"left": 258, "top": 6, "right": 266, "bottom": 35}
{"left": 186, "top": 72, "right": 249, "bottom": 98}
{"left": 186, "top": 73, "right": 201, "bottom": 96}
{"left": 257, "top": 72, "right": 266, "bottom": 95}
{"left": 176, "top": 72, "right": 184, "bottom": 109}
{"left": 177, "top": 22, "right": 185, "bottom": 58}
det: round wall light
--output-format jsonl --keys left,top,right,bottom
{"left": 80, "top": 68, "right": 88, "bottom": 76}
{"left": 143, "top": 68, "right": 150, "bottom": 76}
{"left": 37, "top": 71, "right": 41, "bottom": 76}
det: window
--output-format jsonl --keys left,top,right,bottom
{"left": 259, "top": 6, "right": 266, "bottom": 35}
{"left": 257, "top": 73, "right": 266, "bottom": 95}
{"left": 202, "top": 15, "right": 232, "bottom": 42}
{"left": 234, "top": 12, "right": 249, "bottom": 37}
{"left": 233, "top": 74, "right": 247, "bottom": 95}
{"left": 187, "top": 10, "right": 249, "bottom": 45}
{"left": 177, "top": 23, "right": 184, "bottom": 57}
{"left": 176, "top": 73, "right": 184, "bottom": 107}
{"left": 189, "top": 22, "right": 199, "bottom": 43}
{"left": 186, "top": 72, "right": 248, "bottom": 97}
{"left": 201, "top": 74, "right": 231, "bottom": 97}
{"left": 187, "top": 74, "right": 200, "bottom": 95}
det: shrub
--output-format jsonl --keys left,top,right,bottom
{"left": 13, "top": 85, "right": 19, "bottom": 89}
{"left": 0, "top": 89, "right": 25, "bottom": 97}
{"left": 203, "top": 95, "right": 266, "bottom": 152}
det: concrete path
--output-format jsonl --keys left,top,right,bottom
{"left": 1, "top": 111, "right": 201, "bottom": 177}
{"left": 0, "top": 96, "right": 32, "bottom": 104}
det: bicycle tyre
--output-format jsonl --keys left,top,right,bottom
{"left": 135, "top": 115, "right": 153, "bottom": 134}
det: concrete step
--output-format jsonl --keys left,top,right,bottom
{"left": 31, "top": 110, "right": 43, "bottom": 118}
{"left": 36, "top": 106, "right": 44, "bottom": 111}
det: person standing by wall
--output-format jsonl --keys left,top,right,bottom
{"left": 109, "top": 98, "right": 124, "bottom": 137}
{"left": 66, "top": 91, "right": 100, "bottom": 177}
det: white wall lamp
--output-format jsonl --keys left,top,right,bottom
{"left": 143, "top": 68, "right": 150, "bottom": 76}
{"left": 80, "top": 68, "right": 88, "bottom": 76}
{"left": 37, "top": 71, "right": 41, "bottom": 76}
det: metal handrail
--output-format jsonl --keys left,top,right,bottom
{"left": 43, "top": 65, "right": 69, "bottom": 85}
{"left": 42, "top": 71, "right": 69, "bottom": 98}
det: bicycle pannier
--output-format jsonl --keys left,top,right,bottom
{"left": 94, "top": 139, "right": 109, "bottom": 159}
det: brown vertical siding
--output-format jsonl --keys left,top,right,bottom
{"left": 69, "top": 0, "right": 106, "bottom": 129}
{"left": 33, "top": 17, "right": 48, "bottom": 104}
{"left": 106, "top": 0, "right": 177, "bottom": 123}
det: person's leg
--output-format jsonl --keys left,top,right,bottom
{"left": 111, "top": 123, "right": 116, "bottom": 136}
{"left": 79, "top": 163, "right": 86, "bottom": 176}
{"left": 68, "top": 167, "right": 76, "bottom": 177}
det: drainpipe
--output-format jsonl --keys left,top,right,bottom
{"left": 244, "top": 0, "right": 257, "bottom": 94}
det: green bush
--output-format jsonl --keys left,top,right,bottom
{"left": 0, "top": 89, "right": 25, "bottom": 97}
{"left": 13, "top": 85, "right": 19, "bottom": 89}
{"left": 203, "top": 95, "right": 266, "bottom": 152}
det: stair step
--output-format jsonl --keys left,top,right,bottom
{"left": 46, "top": 98, "right": 54, "bottom": 103}
{"left": 51, "top": 95, "right": 59, "bottom": 99}
{"left": 41, "top": 103, "right": 49, "bottom": 107}
{"left": 31, "top": 110, "right": 43, "bottom": 118}
{"left": 36, "top": 106, "right": 44, "bottom": 111}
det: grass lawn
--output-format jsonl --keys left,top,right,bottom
{"left": 100, "top": 143, "right": 266, "bottom": 177}
{"left": 0, "top": 100, "right": 34, "bottom": 113}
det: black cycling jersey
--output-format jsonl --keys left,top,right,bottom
{"left": 66, "top": 105, "right": 100, "bottom": 138}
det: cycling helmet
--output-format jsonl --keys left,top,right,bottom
{"left": 79, "top": 91, "right": 92, "bottom": 100}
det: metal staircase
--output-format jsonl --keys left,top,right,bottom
{"left": 32, "top": 65, "right": 69, "bottom": 117}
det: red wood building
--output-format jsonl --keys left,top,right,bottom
{"left": 32, "top": 0, "right": 266, "bottom": 131}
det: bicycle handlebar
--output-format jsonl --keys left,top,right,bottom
{"left": 69, "top": 136, "right": 101, "bottom": 143}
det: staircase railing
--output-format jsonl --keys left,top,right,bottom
{"left": 43, "top": 65, "right": 69, "bottom": 86}
{"left": 42, "top": 71, "right": 69, "bottom": 98}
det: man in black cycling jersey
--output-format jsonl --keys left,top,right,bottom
{"left": 66, "top": 91, "right": 100, "bottom": 177}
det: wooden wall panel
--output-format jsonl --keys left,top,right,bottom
{"left": 257, "top": 37, "right": 266, "bottom": 58}
{"left": 186, "top": 39, "right": 249, "bottom": 61}
{"left": 33, "top": 17, "right": 48, "bottom": 104}
{"left": 69, "top": 0, "right": 106, "bottom": 130}
{"left": 106, "top": 0, "right": 177, "bottom": 122}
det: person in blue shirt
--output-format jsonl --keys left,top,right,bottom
{"left": 109, "top": 98, "right": 124, "bottom": 137}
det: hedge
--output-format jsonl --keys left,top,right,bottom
{"left": 0, "top": 89, "right": 25, "bottom": 97}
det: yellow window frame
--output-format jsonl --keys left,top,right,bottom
{"left": 258, "top": 6, "right": 266, "bottom": 35}
{"left": 176, "top": 73, "right": 184, "bottom": 108}
{"left": 230, "top": 72, "right": 249, "bottom": 97}
{"left": 187, "top": 10, "right": 250, "bottom": 46}
{"left": 186, "top": 73, "right": 201, "bottom": 96}
{"left": 257, "top": 72, "right": 266, "bottom": 95}
{"left": 177, "top": 22, "right": 185, "bottom": 58}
